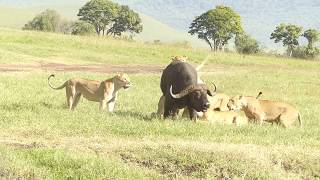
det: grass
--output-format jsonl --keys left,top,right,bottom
{"left": 0, "top": 29, "right": 319, "bottom": 179}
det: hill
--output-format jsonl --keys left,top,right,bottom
{"left": 0, "top": 28, "right": 319, "bottom": 179}
{"left": 0, "top": 1, "right": 206, "bottom": 47}
{"left": 116, "top": 0, "right": 320, "bottom": 48}
{"left": 1, "top": 0, "right": 320, "bottom": 47}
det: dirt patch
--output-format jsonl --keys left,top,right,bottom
{"left": 0, "top": 63, "right": 165, "bottom": 74}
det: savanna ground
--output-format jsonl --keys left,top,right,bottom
{"left": 0, "top": 28, "right": 320, "bottom": 179}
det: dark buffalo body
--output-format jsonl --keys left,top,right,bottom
{"left": 160, "top": 61, "right": 213, "bottom": 119}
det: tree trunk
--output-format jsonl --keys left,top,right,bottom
{"left": 204, "top": 37, "right": 213, "bottom": 51}
{"left": 95, "top": 27, "right": 100, "bottom": 36}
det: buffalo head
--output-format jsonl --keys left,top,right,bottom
{"left": 170, "top": 83, "right": 217, "bottom": 112}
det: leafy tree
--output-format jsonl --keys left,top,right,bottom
{"left": 235, "top": 34, "right": 260, "bottom": 54}
{"left": 270, "top": 23, "right": 303, "bottom": 57}
{"left": 107, "top": 5, "right": 143, "bottom": 37}
{"left": 189, "top": 6, "right": 243, "bottom": 51}
{"left": 78, "top": 0, "right": 118, "bottom": 36}
{"left": 303, "top": 29, "right": 320, "bottom": 48}
{"left": 302, "top": 29, "right": 320, "bottom": 58}
{"left": 71, "top": 21, "right": 96, "bottom": 35}
{"left": 23, "top": 9, "right": 61, "bottom": 32}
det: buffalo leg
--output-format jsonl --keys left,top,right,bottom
{"left": 188, "top": 107, "right": 198, "bottom": 121}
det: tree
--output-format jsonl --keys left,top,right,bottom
{"left": 235, "top": 33, "right": 260, "bottom": 54}
{"left": 78, "top": 0, "right": 118, "bottom": 36}
{"left": 189, "top": 6, "right": 243, "bottom": 51}
{"left": 303, "top": 29, "right": 320, "bottom": 48}
{"left": 270, "top": 23, "right": 303, "bottom": 57}
{"left": 71, "top": 21, "right": 96, "bottom": 35}
{"left": 107, "top": 5, "right": 143, "bottom": 37}
{"left": 23, "top": 9, "right": 61, "bottom": 32}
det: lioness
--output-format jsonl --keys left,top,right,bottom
{"left": 201, "top": 110, "right": 248, "bottom": 126}
{"left": 208, "top": 93, "right": 230, "bottom": 111}
{"left": 48, "top": 73, "right": 131, "bottom": 111}
{"left": 227, "top": 95, "right": 302, "bottom": 128}
{"left": 171, "top": 55, "right": 188, "bottom": 62}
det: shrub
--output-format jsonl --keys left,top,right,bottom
{"left": 71, "top": 21, "right": 95, "bottom": 36}
{"left": 235, "top": 34, "right": 260, "bottom": 54}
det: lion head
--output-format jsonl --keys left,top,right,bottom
{"left": 227, "top": 95, "right": 247, "bottom": 111}
{"left": 171, "top": 55, "right": 188, "bottom": 62}
{"left": 115, "top": 73, "right": 131, "bottom": 89}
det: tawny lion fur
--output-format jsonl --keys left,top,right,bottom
{"left": 227, "top": 95, "right": 302, "bottom": 128}
{"left": 200, "top": 110, "right": 248, "bottom": 126}
{"left": 48, "top": 73, "right": 131, "bottom": 112}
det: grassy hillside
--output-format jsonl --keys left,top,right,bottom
{"left": 0, "top": 29, "right": 319, "bottom": 179}
{"left": 0, "top": 4, "right": 206, "bottom": 47}
{"left": 0, "top": 6, "right": 36, "bottom": 28}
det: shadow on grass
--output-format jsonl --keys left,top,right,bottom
{"left": 114, "top": 110, "right": 153, "bottom": 121}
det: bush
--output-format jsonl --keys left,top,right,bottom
{"left": 23, "top": 9, "right": 61, "bottom": 32}
{"left": 235, "top": 34, "right": 260, "bottom": 54}
{"left": 71, "top": 21, "right": 95, "bottom": 36}
{"left": 23, "top": 9, "right": 72, "bottom": 34}
{"left": 292, "top": 46, "right": 320, "bottom": 59}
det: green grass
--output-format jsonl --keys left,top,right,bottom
{"left": 0, "top": 29, "right": 320, "bottom": 179}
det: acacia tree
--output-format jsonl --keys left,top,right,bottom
{"left": 107, "top": 5, "right": 143, "bottom": 37}
{"left": 270, "top": 23, "right": 302, "bottom": 57}
{"left": 189, "top": 6, "right": 243, "bottom": 51}
{"left": 78, "top": 0, "right": 118, "bottom": 36}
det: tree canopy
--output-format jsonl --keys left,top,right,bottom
{"left": 78, "top": 0, "right": 142, "bottom": 37}
{"left": 303, "top": 29, "right": 320, "bottom": 49}
{"left": 107, "top": 5, "right": 143, "bottom": 37}
{"left": 270, "top": 23, "right": 303, "bottom": 57}
{"left": 188, "top": 5, "right": 243, "bottom": 51}
{"left": 78, "top": 0, "right": 118, "bottom": 36}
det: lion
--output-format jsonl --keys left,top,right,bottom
{"left": 208, "top": 93, "right": 230, "bottom": 111}
{"left": 48, "top": 73, "right": 131, "bottom": 112}
{"left": 227, "top": 95, "right": 302, "bottom": 128}
{"left": 200, "top": 110, "right": 248, "bottom": 126}
{"left": 171, "top": 55, "right": 188, "bottom": 62}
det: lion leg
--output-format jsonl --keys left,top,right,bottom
{"left": 279, "top": 114, "right": 291, "bottom": 128}
{"left": 71, "top": 93, "right": 82, "bottom": 110}
{"left": 157, "top": 95, "right": 165, "bottom": 116}
{"left": 164, "top": 96, "right": 173, "bottom": 119}
{"left": 255, "top": 113, "right": 265, "bottom": 125}
{"left": 107, "top": 96, "right": 117, "bottom": 112}
{"left": 99, "top": 99, "right": 107, "bottom": 111}
{"left": 66, "top": 87, "right": 75, "bottom": 110}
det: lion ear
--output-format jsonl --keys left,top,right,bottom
{"left": 239, "top": 95, "right": 243, "bottom": 99}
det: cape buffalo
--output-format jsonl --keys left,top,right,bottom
{"left": 160, "top": 60, "right": 216, "bottom": 120}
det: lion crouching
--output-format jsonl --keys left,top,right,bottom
{"left": 227, "top": 95, "right": 302, "bottom": 128}
{"left": 202, "top": 111, "right": 248, "bottom": 126}
{"left": 48, "top": 73, "right": 131, "bottom": 112}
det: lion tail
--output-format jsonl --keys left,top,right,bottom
{"left": 298, "top": 113, "right": 302, "bottom": 127}
{"left": 48, "top": 74, "right": 67, "bottom": 90}
{"left": 196, "top": 55, "right": 209, "bottom": 72}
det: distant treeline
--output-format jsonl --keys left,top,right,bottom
{"left": 22, "top": 0, "right": 319, "bottom": 59}
{"left": 23, "top": 0, "right": 143, "bottom": 38}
